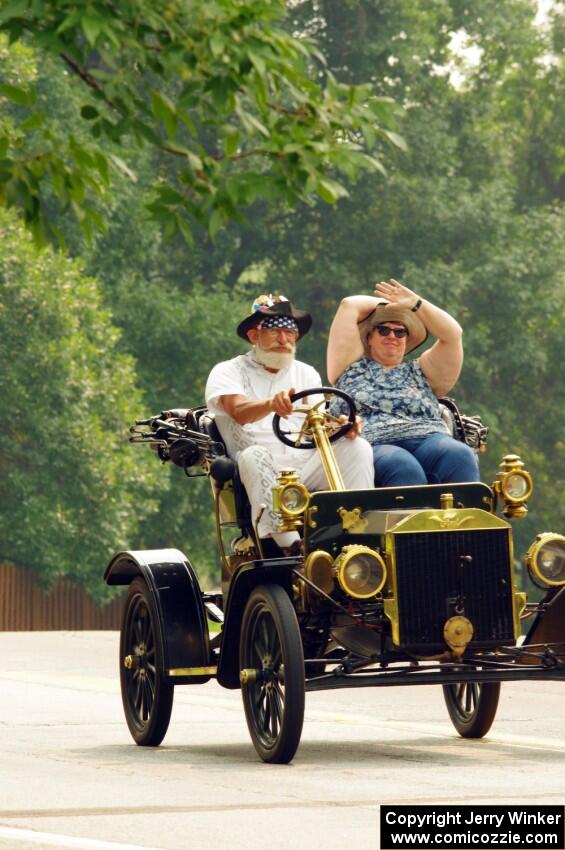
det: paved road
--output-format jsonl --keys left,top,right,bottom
{"left": 0, "top": 631, "right": 564, "bottom": 850}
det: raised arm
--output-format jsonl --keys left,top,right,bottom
{"left": 374, "top": 279, "right": 463, "bottom": 396}
{"left": 327, "top": 295, "right": 383, "bottom": 383}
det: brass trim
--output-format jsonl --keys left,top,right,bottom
{"left": 513, "top": 592, "right": 527, "bottom": 636}
{"left": 167, "top": 666, "right": 217, "bottom": 677}
{"left": 272, "top": 469, "right": 310, "bottom": 532}
{"left": 304, "top": 549, "right": 335, "bottom": 595}
{"left": 525, "top": 533, "right": 565, "bottom": 587}
{"left": 389, "top": 508, "right": 510, "bottom": 534}
{"left": 499, "top": 469, "right": 533, "bottom": 504}
{"left": 338, "top": 506, "right": 368, "bottom": 534}
{"left": 334, "top": 545, "right": 387, "bottom": 599}
{"left": 492, "top": 454, "right": 533, "bottom": 519}
{"left": 307, "top": 505, "right": 318, "bottom": 528}
{"left": 240, "top": 668, "right": 258, "bottom": 684}
{"left": 278, "top": 481, "right": 310, "bottom": 517}
{"left": 309, "top": 410, "right": 345, "bottom": 491}
{"left": 443, "top": 615, "right": 474, "bottom": 656}
{"left": 383, "top": 597, "right": 399, "bottom": 645}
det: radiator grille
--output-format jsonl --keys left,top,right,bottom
{"left": 392, "top": 528, "right": 514, "bottom": 648}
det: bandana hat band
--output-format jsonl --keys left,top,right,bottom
{"left": 259, "top": 315, "right": 299, "bottom": 332}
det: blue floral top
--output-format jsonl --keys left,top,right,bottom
{"left": 334, "top": 357, "right": 449, "bottom": 445}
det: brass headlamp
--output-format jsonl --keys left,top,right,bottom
{"left": 492, "top": 454, "right": 533, "bottom": 518}
{"left": 272, "top": 468, "right": 310, "bottom": 532}
{"left": 304, "top": 545, "right": 387, "bottom": 601}
{"left": 333, "top": 545, "right": 387, "bottom": 599}
{"left": 525, "top": 533, "right": 565, "bottom": 587}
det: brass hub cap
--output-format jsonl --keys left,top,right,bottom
{"left": 443, "top": 615, "right": 474, "bottom": 656}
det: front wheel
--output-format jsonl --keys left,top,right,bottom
{"left": 442, "top": 679, "right": 501, "bottom": 738}
{"left": 240, "top": 584, "right": 305, "bottom": 763}
{"left": 120, "top": 577, "right": 174, "bottom": 746}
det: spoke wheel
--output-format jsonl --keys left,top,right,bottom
{"left": 120, "top": 577, "right": 174, "bottom": 746}
{"left": 240, "top": 584, "right": 305, "bottom": 763}
{"left": 442, "top": 677, "right": 500, "bottom": 738}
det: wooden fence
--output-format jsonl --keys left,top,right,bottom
{"left": 0, "top": 563, "right": 124, "bottom": 631}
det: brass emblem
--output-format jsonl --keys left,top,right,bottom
{"left": 428, "top": 509, "right": 474, "bottom": 530}
{"left": 443, "top": 616, "right": 474, "bottom": 656}
{"left": 338, "top": 506, "right": 368, "bottom": 534}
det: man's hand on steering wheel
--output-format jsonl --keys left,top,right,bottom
{"left": 272, "top": 387, "right": 357, "bottom": 449}
{"left": 269, "top": 387, "right": 296, "bottom": 418}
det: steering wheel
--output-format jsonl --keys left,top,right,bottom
{"left": 272, "top": 387, "right": 356, "bottom": 449}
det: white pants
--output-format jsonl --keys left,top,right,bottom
{"left": 237, "top": 437, "right": 374, "bottom": 538}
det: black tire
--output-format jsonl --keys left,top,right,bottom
{"left": 442, "top": 678, "right": 501, "bottom": 738}
{"left": 240, "top": 584, "right": 305, "bottom": 763}
{"left": 120, "top": 577, "right": 174, "bottom": 746}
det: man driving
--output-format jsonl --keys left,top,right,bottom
{"left": 205, "top": 294, "right": 373, "bottom": 555}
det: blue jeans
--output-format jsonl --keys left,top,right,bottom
{"left": 372, "top": 433, "right": 480, "bottom": 487}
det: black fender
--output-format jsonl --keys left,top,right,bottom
{"left": 104, "top": 548, "right": 211, "bottom": 684}
{"left": 520, "top": 586, "right": 565, "bottom": 661}
{"left": 217, "top": 558, "right": 298, "bottom": 689}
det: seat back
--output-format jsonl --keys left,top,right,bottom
{"left": 439, "top": 397, "right": 488, "bottom": 454}
{"left": 197, "top": 410, "right": 252, "bottom": 529}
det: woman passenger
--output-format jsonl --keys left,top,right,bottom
{"left": 326, "top": 279, "right": 479, "bottom": 487}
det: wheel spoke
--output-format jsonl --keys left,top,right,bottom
{"left": 134, "top": 613, "right": 144, "bottom": 645}
{"left": 464, "top": 684, "right": 473, "bottom": 713}
{"left": 134, "top": 679, "right": 142, "bottom": 713}
{"left": 265, "top": 618, "right": 278, "bottom": 658}
{"left": 263, "top": 688, "right": 271, "bottom": 733}
{"left": 269, "top": 691, "right": 279, "bottom": 739}
{"left": 273, "top": 678, "right": 285, "bottom": 706}
{"left": 145, "top": 674, "right": 155, "bottom": 707}
{"left": 271, "top": 686, "right": 284, "bottom": 728}
{"left": 272, "top": 643, "right": 282, "bottom": 667}
{"left": 255, "top": 618, "right": 269, "bottom": 659}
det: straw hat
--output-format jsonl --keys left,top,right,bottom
{"left": 357, "top": 300, "right": 428, "bottom": 356}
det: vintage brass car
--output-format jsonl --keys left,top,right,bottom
{"left": 104, "top": 389, "right": 565, "bottom": 763}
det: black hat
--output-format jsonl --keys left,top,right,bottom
{"left": 237, "top": 294, "right": 312, "bottom": 341}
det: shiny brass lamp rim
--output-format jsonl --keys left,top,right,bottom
{"left": 278, "top": 481, "right": 310, "bottom": 517}
{"left": 499, "top": 469, "right": 533, "bottom": 504}
{"left": 334, "top": 545, "right": 387, "bottom": 600}
{"left": 525, "top": 532, "right": 565, "bottom": 587}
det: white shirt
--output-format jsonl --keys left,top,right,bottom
{"left": 205, "top": 350, "right": 322, "bottom": 469}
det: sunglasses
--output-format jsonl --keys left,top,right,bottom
{"left": 374, "top": 325, "right": 409, "bottom": 339}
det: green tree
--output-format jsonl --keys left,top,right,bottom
{"left": 0, "top": 208, "right": 161, "bottom": 601}
{"left": 0, "top": 0, "right": 403, "bottom": 245}
{"left": 78, "top": 0, "right": 564, "bottom": 565}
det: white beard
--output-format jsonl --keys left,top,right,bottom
{"left": 254, "top": 346, "right": 295, "bottom": 371}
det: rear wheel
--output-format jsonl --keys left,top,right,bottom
{"left": 443, "top": 678, "right": 501, "bottom": 738}
{"left": 120, "top": 577, "right": 174, "bottom": 746}
{"left": 240, "top": 584, "right": 305, "bottom": 763}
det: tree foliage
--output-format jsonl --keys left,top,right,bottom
{"left": 0, "top": 208, "right": 161, "bottom": 601}
{"left": 0, "top": 0, "right": 562, "bottom": 594}
{"left": 0, "top": 0, "right": 404, "bottom": 246}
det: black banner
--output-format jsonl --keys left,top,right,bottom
{"left": 381, "top": 805, "right": 565, "bottom": 850}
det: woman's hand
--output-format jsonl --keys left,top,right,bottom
{"left": 374, "top": 278, "right": 420, "bottom": 311}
